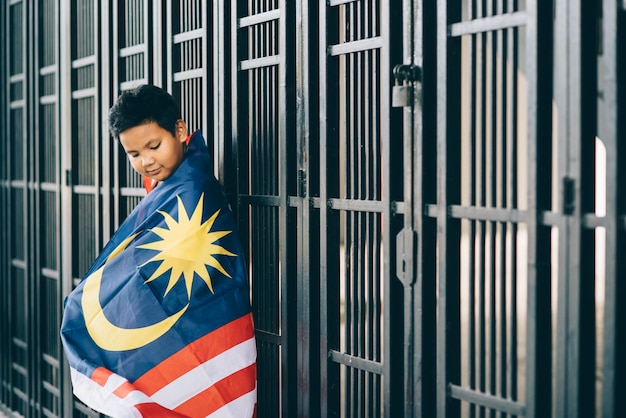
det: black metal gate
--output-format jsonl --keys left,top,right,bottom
{"left": 231, "top": 1, "right": 407, "bottom": 416}
{"left": 0, "top": 1, "right": 65, "bottom": 416}
{"left": 426, "top": 1, "right": 626, "bottom": 418}
{"left": 1, "top": 1, "right": 625, "bottom": 418}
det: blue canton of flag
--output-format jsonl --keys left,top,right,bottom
{"left": 61, "top": 131, "right": 256, "bottom": 418}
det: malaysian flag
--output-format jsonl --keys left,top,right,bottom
{"left": 61, "top": 131, "right": 256, "bottom": 417}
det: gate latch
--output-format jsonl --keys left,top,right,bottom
{"left": 563, "top": 176, "right": 575, "bottom": 215}
{"left": 396, "top": 227, "right": 417, "bottom": 286}
{"left": 392, "top": 64, "right": 422, "bottom": 108}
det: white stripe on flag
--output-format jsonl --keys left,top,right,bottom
{"left": 70, "top": 367, "right": 148, "bottom": 418}
{"left": 151, "top": 337, "right": 257, "bottom": 408}
{"left": 206, "top": 386, "right": 257, "bottom": 418}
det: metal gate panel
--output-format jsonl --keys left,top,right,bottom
{"left": 319, "top": 1, "right": 404, "bottom": 417}
{"left": 435, "top": 1, "right": 554, "bottom": 417}
{"left": 0, "top": 1, "right": 62, "bottom": 416}
{"left": 451, "top": 1, "right": 526, "bottom": 414}
{"left": 233, "top": 1, "right": 296, "bottom": 416}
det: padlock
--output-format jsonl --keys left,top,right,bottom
{"left": 392, "top": 81, "right": 413, "bottom": 108}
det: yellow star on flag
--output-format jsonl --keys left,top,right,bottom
{"left": 137, "top": 193, "right": 236, "bottom": 298}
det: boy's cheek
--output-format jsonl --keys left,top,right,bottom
{"left": 130, "top": 160, "right": 143, "bottom": 174}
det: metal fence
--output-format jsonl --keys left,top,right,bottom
{"left": 1, "top": 1, "right": 624, "bottom": 418}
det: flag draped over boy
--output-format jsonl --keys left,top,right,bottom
{"left": 61, "top": 131, "right": 256, "bottom": 418}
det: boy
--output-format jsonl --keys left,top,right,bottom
{"left": 61, "top": 85, "right": 257, "bottom": 418}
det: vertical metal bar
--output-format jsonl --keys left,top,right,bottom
{"left": 358, "top": 9, "right": 365, "bottom": 411}
{"left": 201, "top": 1, "right": 209, "bottom": 165}
{"left": 93, "top": 0, "right": 102, "bottom": 296}
{"left": 484, "top": 3, "right": 495, "bottom": 411}
{"left": 296, "top": 0, "right": 319, "bottom": 416}
{"left": 476, "top": 1, "right": 487, "bottom": 415}
{"left": 525, "top": 0, "right": 553, "bottom": 417}
{"left": 436, "top": 1, "right": 462, "bottom": 418}
{"left": 344, "top": 6, "right": 353, "bottom": 413}
{"left": 59, "top": 0, "right": 73, "bottom": 413}
{"left": 18, "top": 1, "right": 30, "bottom": 414}
{"left": 279, "top": 2, "right": 294, "bottom": 416}
{"left": 506, "top": 0, "right": 519, "bottom": 408}
{"left": 153, "top": 0, "right": 162, "bottom": 85}
{"left": 553, "top": 1, "right": 573, "bottom": 415}
{"left": 396, "top": 0, "right": 427, "bottom": 415}
{"left": 487, "top": 4, "right": 498, "bottom": 416}
{"left": 381, "top": 0, "right": 400, "bottom": 414}
{"left": 495, "top": 3, "right": 508, "bottom": 415}
{"left": 28, "top": 1, "right": 37, "bottom": 415}
{"left": 372, "top": 2, "right": 383, "bottom": 413}
{"left": 485, "top": 0, "right": 497, "bottom": 412}
{"left": 472, "top": 5, "right": 487, "bottom": 417}
{"left": 144, "top": 0, "right": 150, "bottom": 83}
{"left": 356, "top": 6, "right": 364, "bottom": 415}
{"left": 111, "top": 0, "right": 120, "bottom": 230}
{"left": 436, "top": 1, "right": 448, "bottom": 416}
{"left": 600, "top": 1, "right": 626, "bottom": 417}
{"left": 0, "top": 0, "right": 7, "bottom": 408}
{"left": 319, "top": 3, "right": 340, "bottom": 416}
{"left": 213, "top": 0, "right": 223, "bottom": 179}
{"left": 231, "top": 0, "right": 241, "bottom": 347}
{"left": 102, "top": 0, "right": 112, "bottom": 245}
{"left": 466, "top": 3, "right": 478, "bottom": 417}
{"left": 364, "top": 3, "right": 374, "bottom": 412}
{"left": 347, "top": 5, "right": 354, "bottom": 415}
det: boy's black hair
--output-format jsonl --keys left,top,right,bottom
{"left": 108, "top": 84, "right": 181, "bottom": 138}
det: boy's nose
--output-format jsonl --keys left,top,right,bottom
{"left": 141, "top": 157, "right": 154, "bottom": 166}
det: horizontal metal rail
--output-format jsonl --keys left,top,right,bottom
{"left": 254, "top": 329, "right": 284, "bottom": 346}
{"left": 329, "top": 0, "right": 359, "bottom": 6}
{"left": 328, "top": 350, "right": 384, "bottom": 375}
{"left": 118, "top": 44, "right": 146, "bottom": 58}
{"left": 239, "top": 55, "right": 280, "bottom": 70}
{"left": 449, "top": 11, "right": 527, "bottom": 37}
{"left": 449, "top": 384, "right": 526, "bottom": 416}
{"left": 238, "top": 9, "right": 280, "bottom": 28}
{"left": 172, "top": 29, "right": 203, "bottom": 43}
{"left": 328, "top": 37, "right": 383, "bottom": 56}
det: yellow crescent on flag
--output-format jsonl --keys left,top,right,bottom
{"left": 81, "top": 233, "right": 189, "bottom": 351}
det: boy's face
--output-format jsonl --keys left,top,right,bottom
{"left": 119, "top": 120, "right": 188, "bottom": 182}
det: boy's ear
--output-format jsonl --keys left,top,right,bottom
{"left": 176, "top": 119, "right": 188, "bottom": 142}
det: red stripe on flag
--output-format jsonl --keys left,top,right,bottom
{"left": 113, "top": 380, "right": 138, "bottom": 398}
{"left": 91, "top": 367, "right": 138, "bottom": 400}
{"left": 133, "top": 313, "right": 254, "bottom": 395}
{"left": 91, "top": 367, "right": 113, "bottom": 387}
{"left": 173, "top": 363, "right": 256, "bottom": 417}
{"left": 134, "top": 402, "right": 191, "bottom": 417}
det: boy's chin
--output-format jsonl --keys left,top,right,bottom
{"left": 146, "top": 168, "right": 173, "bottom": 181}
{"left": 142, "top": 173, "right": 170, "bottom": 183}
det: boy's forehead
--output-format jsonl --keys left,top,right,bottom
{"left": 119, "top": 122, "right": 165, "bottom": 147}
